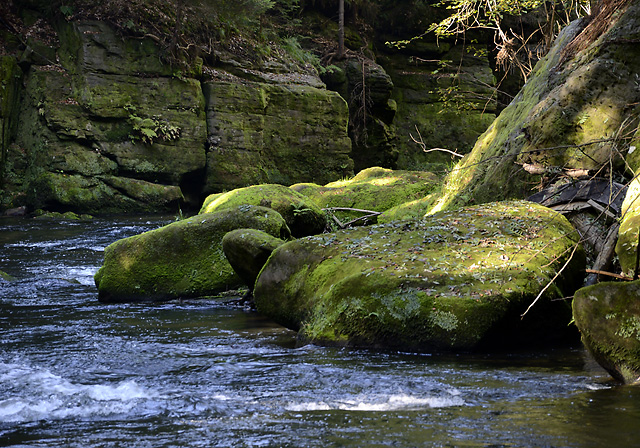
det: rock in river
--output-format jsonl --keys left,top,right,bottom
{"left": 573, "top": 280, "right": 640, "bottom": 384}
{"left": 200, "top": 184, "right": 327, "bottom": 237}
{"left": 222, "top": 229, "right": 287, "bottom": 291}
{"left": 95, "top": 205, "right": 290, "bottom": 302}
{"left": 254, "top": 201, "right": 585, "bottom": 351}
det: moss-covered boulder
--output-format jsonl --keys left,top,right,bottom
{"left": 378, "top": 194, "right": 441, "bottom": 224}
{"left": 616, "top": 176, "right": 640, "bottom": 277}
{"left": 32, "top": 209, "right": 92, "bottom": 220}
{"left": 254, "top": 201, "right": 584, "bottom": 351}
{"left": 200, "top": 184, "right": 327, "bottom": 237}
{"left": 222, "top": 229, "right": 286, "bottom": 290}
{"left": 291, "top": 167, "right": 440, "bottom": 225}
{"left": 573, "top": 280, "right": 640, "bottom": 384}
{"left": 95, "top": 205, "right": 291, "bottom": 303}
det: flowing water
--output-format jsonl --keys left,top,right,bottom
{"left": 1, "top": 216, "right": 639, "bottom": 447}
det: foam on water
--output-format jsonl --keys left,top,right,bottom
{"left": 286, "top": 391, "right": 465, "bottom": 412}
{"left": 0, "top": 362, "right": 155, "bottom": 423}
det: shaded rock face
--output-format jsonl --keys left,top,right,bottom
{"left": 203, "top": 81, "right": 353, "bottom": 193}
{"left": 381, "top": 46, "right": 496, "bottom": 172}
{"left": 222, "top": 229, "right": 286, "bottom": 291}
{"left": 254, "top": 201, "right": 584, "bottom": 351}
{"left": 11, "top": 21, "right": 206, "bottom": 213}
{"left": 2, "top": 20, "right": 354, "bottom": 214}
{"left": 573, "top": 280, "right": 640, "bottom": 384}
{"left": 427, "top": 2, "right": 640, "bottom": 213}
{"left": 200, "top": 184, "right": 326, "bottom": 238}
{"left": 0, "top": 56, "right": 22, "bottom": 207}
{"left": 94, "top": 205, "right": 290, "bottom": 302}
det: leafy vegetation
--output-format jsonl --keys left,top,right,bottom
{"left": 428, "top": 0, "right": 591, "bottom": 80}
{"left": 125, "top": 105, "right": 180, "bottom": 145}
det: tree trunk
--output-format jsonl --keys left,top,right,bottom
{"left": 338, "top": 0, "right": 345, "bottom": 59}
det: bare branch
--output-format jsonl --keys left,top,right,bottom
{"left": 521, "top": 244, "right": 580, "bottom": 319}
{"left": 410, "top": 125, "right": 465, "bottom": 158}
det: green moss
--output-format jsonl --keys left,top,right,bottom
{"left": 573, "top": 280, "right": 640, "bottom": 383}
{"left": 95, "top": 205, "right": 290, "bottom": 302}
{"left": 202, "top": 80, "right": 353, "bottom": 192}
{"left": 616, "top": 177, "right": 640, "bottom": 277}
{"left": 255, "top": 200, "right": 584, "bottom": 351}
{"left": 0, "top": 270, "right": 16, "bottom": 282}
{"left": 292, "top": 167, "right": 440, "bottom": 224}
{"left": 32, "top": 209, "right": 93, "bottom": 220}
{"left": 200, "top": 183, "right": 324, "bottom": 237}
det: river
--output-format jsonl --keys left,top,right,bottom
{"left": 1, "top": 216, "right": 639, "bottom": 447}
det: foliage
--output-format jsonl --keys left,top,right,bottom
{"left": 281, "top": 36, "right": 339, "bottom": 74}
{"left": 125, "top": 106, "right": 180, "bottom": 145}
{"left": 427, "top": 0, "right": 591, "bottom": 80}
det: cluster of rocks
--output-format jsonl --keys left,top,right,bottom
{"left": 95, "top": 168, "right": 585, "bottom": 354}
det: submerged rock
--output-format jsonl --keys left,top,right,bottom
{"left": 573, "top": 280, "right": 640, "bottom": 384}
{"left": 222, "top": 229, "right": 286, "bottom": 290}
{"left": 32, "top": 209, "right": 93, "bottom": 220}
{"left": 95, "top": 205, "right": 290, "bottom": 302}
{"left": 0, "top": 270, "right": 16, "bottom": 282}
{"left": 200, "top": 184, "right": 327, "bottom": 237}
{"left": 254, "top": 201, "right": 584, "bottom": 351}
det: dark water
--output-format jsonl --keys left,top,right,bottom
{"left": 1, "top": 216, "right": 639, "bottom": 447}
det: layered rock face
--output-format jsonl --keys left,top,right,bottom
{"left": 11, "top": 21, "right": 205, "bottom": 213}
{"left": 2, "top": 20, "right": 353, "bottom": 213}
{"left": 203, "top": 81, "right": 353, "bottom": 193}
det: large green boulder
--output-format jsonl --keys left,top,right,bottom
{"left": 573, "top": 280, "right": 640, "bottom": 384}
{"left": 254, "top": 201, "right": 584, "bottom": 351}
{"left": 200, "top": 184, "right": 327, "bottom": 237}
{"left": 292, "top": 167, "right": 440, "bottom": 226}
{"left": 95, "top": 205, "right": 290, "bottom": 302}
